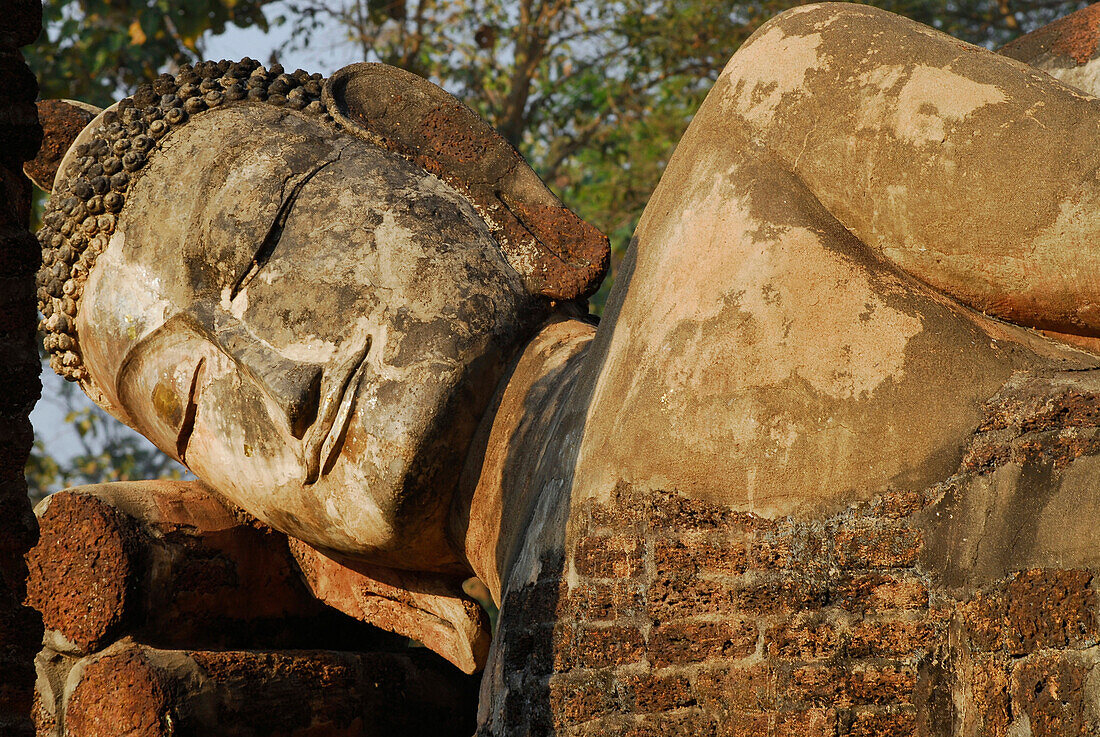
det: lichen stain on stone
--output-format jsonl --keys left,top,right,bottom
{"left": 892, "top": 65, "right": 1007, "bottom": 145}
{"left": 720, "top": 26, "right": 826, "bottom": 128}
{"left": 627, "top": 167, "right": 922, "bottom": 404}
{"left": 852, "top": 64, "right": 907, "bottom": 129}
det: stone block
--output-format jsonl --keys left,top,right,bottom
{"left": 649, "top": 619, "right": 756, "bottom": 668}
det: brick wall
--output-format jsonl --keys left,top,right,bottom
{"left": 0, "top": 4, "right": 44, "bottom": 736}
{"left": 490, "top": 380, "right": 1100, "bottom": 736}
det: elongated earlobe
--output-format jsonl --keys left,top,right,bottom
{"left": 24, "top": 99, "right": 102, "bottom": 191}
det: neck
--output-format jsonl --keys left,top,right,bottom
{"left": 452, "top": 316, "right": 595, "bottom": 604}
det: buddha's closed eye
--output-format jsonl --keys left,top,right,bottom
{"left": 230, "top": 156, "right": 339, "bottom": 301}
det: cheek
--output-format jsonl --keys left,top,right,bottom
{"left": 78, "top": 233, "right": 175, "bottom": 410}
{"left": 115, "top": 328, "right": 211, "bottom": 459}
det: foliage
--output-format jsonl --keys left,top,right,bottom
{"left": 26, "top": 0, "right": 277, "bottom": 107}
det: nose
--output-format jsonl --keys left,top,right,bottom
{"left": 252, "top": 358, "right": 323, "bottom": 439}
{"left": 192, "top": 309, "right": 324, "bottom": 438}
{"left": 222, "top": 327, "right": 323, "bottom": 438}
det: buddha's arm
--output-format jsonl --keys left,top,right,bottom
{"left": 711, "top": 2, "right": 1100, "bottom": 339}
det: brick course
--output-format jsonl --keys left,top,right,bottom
{"left": 489, "top": 437, "right": 1100, "bottom": 736}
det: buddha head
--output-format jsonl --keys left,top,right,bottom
{"left": 32, "top": 59, "right": 609, "bottom": 573}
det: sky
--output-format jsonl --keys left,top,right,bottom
{"left": 203, "top": 1, "right": 363, "bottom": 77}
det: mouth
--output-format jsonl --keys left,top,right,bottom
{"left": 303, "top": 337, "right": 371, "bottom": 484}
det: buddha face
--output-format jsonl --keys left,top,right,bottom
{"left": 75, "top": 103, "right": 542, "bottom": 572}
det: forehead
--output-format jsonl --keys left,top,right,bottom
{"left": 117, "top": 105, "right": 498, "bottom": 280}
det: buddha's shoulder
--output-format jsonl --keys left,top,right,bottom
{"left": 572, "top": 231, "right": 1100, "bottom": 519}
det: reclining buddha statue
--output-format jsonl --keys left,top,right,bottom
{"left": 24, "top": 2, "right": 1100, "bottom": 734}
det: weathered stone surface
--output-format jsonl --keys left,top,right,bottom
{"left": 327, "top": 63, "right": 609, "bottom": 301}
{"left": 25, "top": 482, "right": 402, "bottom": 656}
{"left": 45, "top": 641, "right": 479, "bottom": 737}
{"left": 289, "top": 537, "right": 490, "bottom": 673}
{"left": 25, "top": 491, "right": 137, "bottom": 653}
{"left": 27, "top": 4, "right": 1100, "bottom": 736}
{"left": 484, "top": 466, "right": 1100, "bottom": 734}
{"left": 23, "top": 100, "right": 97, "bottom": 191}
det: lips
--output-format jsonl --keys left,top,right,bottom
{"left": 303, "top": 337, "right": 371, "bottom": 484}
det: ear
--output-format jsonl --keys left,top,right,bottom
{"left": 24, "top": 99, "right": 102, "bottom": 191}
{"left": 323, "top": 63, "right": 609, "bottom": 301}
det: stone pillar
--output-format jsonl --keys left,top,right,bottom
{"left": 0, "top": 1, "right": 43, "bottom": 735}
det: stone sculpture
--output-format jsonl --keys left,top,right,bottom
{"left": 24, "top": 2, "right": 1100, "bottom": 735}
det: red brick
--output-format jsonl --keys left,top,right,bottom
{"left": 736, "top": 576, "right": 829, "bottom": 615}
{"left": 622, "top": 672, "right": 696, "bottom": 712}
{"left": 845, "top": 620, "right": 935, "bottom": 659}
{"left": 774, "top": 708, "right": 837, "bottom": 737}
{"left": 575, "top": 534, "right": 645, "bottom": 579}
{"left": 654, "top": 534, "right": 747, "bottom": 575}
{"left": 960, "top": 569, "right": 1098, "bottom": 654}
{"left": 766, "top": 619, "right": 844, "bottom": 661}
{"left": 626, "top": 709, "right": 718, "bottom": 737}
{"left": 718, "top": 711, "right": 770, "bottom": 737}
{"left": 693, "top": 664, "right": 775, "bottom": 711}
{"left": 1005, "top": 569, "right": 1097, "bottom": 653}
{"left": 783, "top": 664, "right": 916, "bottom": 707}
{"left": 1011, "top": 654, "right": 1090, "bottom": 737}
{"left": 650, "top": 620, "right": 757, "bottom": 667}
{"left": 567, "top": 581, "right": 646, "bottom": 621}
{"left": 842, "top": 708, "right": 917, "bottom": 736}
{"left": 549, "top": 673, "right": 619, "bottom": 726}
{"left": 834, "top": 574, "right": 928, "bottom": 613}
{"left": 648, "top": 574, "right": 736, "bottom": 622}
{"left": 720, "top": 709, "right": 836, "bottom": 737}
{"left": 958, "top": 589, "right": 1008, "bottom": 652}
{"left": 563, "top": 710, "right": 717, "bottom": 737}
{"left": 589, "top": 484, "right": 649, "bottom": 530}
{"left": 649, "top": 488, "right": 749, "bottom": 531}
{"left": 570, "top": 624, "right": 646, "bottom": 669}
{"left": 834, "top": 526, "right": 922, "bottom": 569}
{"left": 750, "top": 527, "right": 827, "bottom": 571}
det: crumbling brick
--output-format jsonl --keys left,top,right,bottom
{"left": 834, "top": 526, "right": 922, "bottom": 570}
{"left": 650, "top": 619, "right": 757, "bottom": 667}
{"left": 575, "top": 534, "right": 645, "bottom": 578}
{"left": 621, "top": 671, "right": 696, "bottom": 712}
